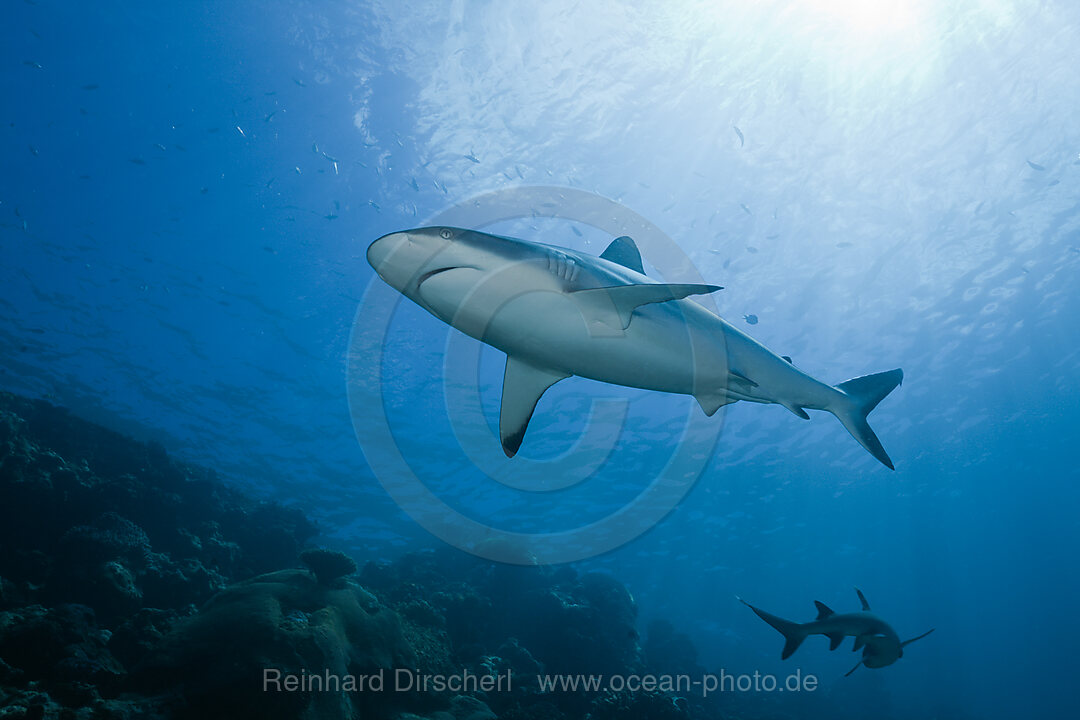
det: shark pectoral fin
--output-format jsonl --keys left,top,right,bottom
{"left": 695, "top": 392, "right": 736, "bottom": 417}
{"left": 814, "top": 601, "right": 835, "bottom": 620}
{"left": 573, "top": 283, "right": 723, "bottom": 330}
{"left": 844, "top": 661, "right": 862, "bottom": 677}
{"left": 499, "top": 357, "right": 569, "bottom": 457}
{"left": 901, "top": 628, "right": 936, "bottom": 647}
{"left": 856, "top": 588, "right": 871, "bottom": 611}
{"left": 827, "top": 633, "right": 845, "bottom": 651}
{"left": 599, "top": 236, "right": 645, "bottom": 274}
{"left": 853, "top": 634, "right": 869, "bottom": 652}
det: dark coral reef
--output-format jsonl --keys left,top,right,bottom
{"left": 0, "top": 393, "right": 736, "bottom": 720}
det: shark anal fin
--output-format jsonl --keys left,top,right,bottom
{"left": 782, "top": 402, "right": 810, "bottom": 420}
{"left": 499, "top": 357, "right": 569, "bottom": 457}
{"left": 827, "top": 633, "right": 845, "bottom": 651}
{"left": 814, "top": 601, "right": 835, "bottom": 620}
{"left": 855, "top": 588, "right": 871, "bottom": 611}
{"left": 600, "top": 236, "right": 645, "bottom": 274}
{"left": 573, "top": 283, "right": 723, "bottom": 330}
{"left": 696, "top": 392, "right": 737, "bottom": 417}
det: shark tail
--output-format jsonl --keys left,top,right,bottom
{"left": 738, "top": 598, "right": 808, "bottom": 660}
{"left": 831, "top": 369, "right": 903, "bottom": 470}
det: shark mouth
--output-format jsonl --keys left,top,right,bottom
{"left": 416, "top": 266, "right": 461, "bottom": 288}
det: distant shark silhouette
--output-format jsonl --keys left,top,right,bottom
{"left": 368, "top": 228, "right": 903, "bottom": 467}
{"left": 740, "top": 589, "right": 935, "bottom": 675}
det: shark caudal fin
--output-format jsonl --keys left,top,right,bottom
{"left": 738, "top": 597, "right": 808, "bottom": 660}
{"left": 831, "top": 369, "right": 903, "bottom": 470}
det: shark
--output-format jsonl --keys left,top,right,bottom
{"left": 740, "top": 589, "right": 935, "bottom": 676}
{"left": 366, "top": 227, "right": 903, "bottom": 467}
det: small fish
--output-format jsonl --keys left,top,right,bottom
{"left": 740, "top": 203, "right": 752, "bottom": 215}
{"left": 28, "top": 144, "right": 38, "bottom": 156}
{"left": 235, "top": 125, "right": 245, "bottom": 137}
{"left": 516, "top": 165, "right": 524, "bottom": 179}
{"left": 312, "top": 142, "right": 320, "bottom": 154}
{"left": 746, "top": 246, "right": 758, "bottom": 254}
{"left": 836, "top": 241, "right": 853, "bottom": 248}
{"left": 321, "top": 150, "right": 338, "bottom": 163}
{"left": 154, "top": 143, "right": 167, "bottom": 151}
{"left": 129, "top": 157, "right": 146, "bottom": 165}
{"left": 82, "top": 84, "right": 99, "bottom": 90}
{"left": 263, "top": 246, "right": 277, "bottom": 254}
{"left": 368, "top": 200, "right": 381, "bottom": 212}
{"left": 325, "top": 213, "right": 338, "bottom": 220}
{"left": 294, "top": 78, "right": 306, "bottom": 87}
{"left": 23, "top": 60, "right": 43, "bottom": 69}
{"left": 409, "top": 177, "right": 420, "bottom": 192}
{"left": 174, "top": 144, "right": 187, "bottom": 152}
{"left": 571, "top": 226, "right": 582, "bottom": 237}
{"left": 744, "top": 314, "right": 759, "bottom": 325}
{"left": 265, "top": 177, "right": 275, "bottom": 188}
{"left": 200, "top": 187, "right": 209, "bottom": 194}
{"left": 294, "top": 166, "right": 302, "bottom": 175}
{"left": 332, "top": 161, "right": 338, "bottom": 175}
{"left": 733, "top": 125, "right": 744, "bottom": 146}
{"left": 464, "top": 152, "right": 480, "bottom": 163}
{"left": 264, "top": 111, "right": 276, "bottom": 123}
{"left": 1026, "top": 160, "right": 1045, "bottom": 171}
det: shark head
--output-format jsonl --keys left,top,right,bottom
{"left": 368, "top": 226, "right": 600, "bottom": 332}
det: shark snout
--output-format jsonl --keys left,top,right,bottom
{"left": 366, "top": 231, "right": 410, "bottom": 274}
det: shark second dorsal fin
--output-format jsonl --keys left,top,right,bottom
{"left": 856, "top": 588, "right": 871, "bottom": 611}
{"left": 499, "top": 357, "right": 569, "bottom": 457}
{"left": 814, "top": 601, "right": 835, "bottom": 619}
{"left": 573, "top": 283, "right": 723, "bottom": 330}
{"left": 600, "top": 236, "right": 645, "bottom": 274}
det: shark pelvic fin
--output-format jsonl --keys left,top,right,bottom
{"left": 856, "top": 588, "right": 871, "bottom": 611}
{"left": 853, "top": 634, "right": 869, "bottom": 652}
{"left": 573, "top": 283, "right": 723, "bottom": 330}
{"left": 499, "top": 357, "right": 569, "bottom": 457}
{"left": 730, "top": 370, "right": 758, "bottom": 388}
{"left": 827, "top": 633, "right": 845, "bottom": 651}
{"left": 600, "top": 236, "right": 645, "bottom": 274}
{"left": 814, "top": 601, "right": 835, "bottom": 620}
{"left": 695, "top": 392, "right": 737, "bottom": 417}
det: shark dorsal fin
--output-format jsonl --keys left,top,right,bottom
{"left": 901, "top": 628, "right": 936, "bottom": 648}
{"left": 814, "top": 601, "right": 835, "bottom": 620}
{"left": 572, "top": 283, "right": 723, "bottom": 330}
{"left": 856, "top": 588, "right": 871, "bottom": 611}
{"left": 499, "top": 357, "right": 569, "bottom": 457}
{"left": 600, "top": 236, "right": 645, "bottom": 274}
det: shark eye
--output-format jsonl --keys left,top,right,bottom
{"left": 440, "top": 228, "right": 453, "bottom": 239}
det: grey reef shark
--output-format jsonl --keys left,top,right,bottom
{"left": 740, "top": 589, "right": 935, "bottom": 676}
{"left": 367, "top": 227, "right": 903, "bottom": 467}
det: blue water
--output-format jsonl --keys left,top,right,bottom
{"left": 3, "top": 1, "right": 1079, "bottom": 717}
